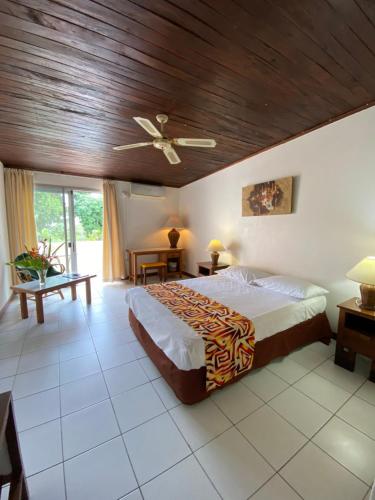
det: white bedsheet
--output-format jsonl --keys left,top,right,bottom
{"left": 125, "top": 275, "right": 327, "bottom": 371}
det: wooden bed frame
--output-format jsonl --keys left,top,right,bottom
{"left": 129, "top": 309, "right": 332, "bottom": 404}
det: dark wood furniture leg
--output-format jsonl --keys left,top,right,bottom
{"left": 134, "top": 255, "right": 138, "bottom": 285}
{"left": 35, "top": 295, "right": 44, "bottom": 324}
{"left": 369, "top": 360, "right": 375, "bottom": 383}
{"left": 85, "top": 278, "right": 92, "bottom": 305}
{"left": 71, "top": 284, "right": 77, "bottom": 301}
{"left": 334, "top": 343, "right": 356, "bottom": 371}
{"left": 0, "top": 392, "right": 29, "bottom": 500}
{"left": 19, "top": 293, "right": 28, "bottom": 320}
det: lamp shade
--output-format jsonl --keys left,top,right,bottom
{"left": 346, "top": 256, "right": 375, "bottom": 286}
{"left": 163, "top": 215, "right": 184, "bottom": 229}
{"left": 207, "top": 239, "right": 225, "bottom": 252}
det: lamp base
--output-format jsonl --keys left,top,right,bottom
{"left": 168, "top": 228, "right": 180, "bottom": 249}
{"left": 357, "top": 284, "right": 375, "bottom": 310}
{"left": 210, "top": 252, "right": 219, "bottom": 266}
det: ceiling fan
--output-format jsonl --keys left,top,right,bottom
{"left": 113, "top": 114, "right": 216, "bottom": 165}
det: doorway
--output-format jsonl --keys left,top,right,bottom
{"left": 34, "top": 186, "right": 103, "bottom": 277}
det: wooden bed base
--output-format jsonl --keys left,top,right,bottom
{"left": 129, "top": 309, "right": 332, "bottom": 404}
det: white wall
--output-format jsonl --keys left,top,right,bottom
{"left": 179, "top": 106, "right": 375, "bottom": 329}
{"left": 0, "top": 162, "right": 11, "bottom": 311}
{"left": 115, "top": 181, "right": 180, "bottom": 273}
{"left": 34, "top": 171, "right": 103, "bottom": 191}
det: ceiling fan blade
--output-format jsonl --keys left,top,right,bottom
{"left": 113, "top": 142, "right": 152, "bottom": 151}
{"left": 133, "top": 117, "right": 162, "bottom": 138}
{"left": 163, "top": 147, "right": 181, "bottom": 165}
{"left": 173, "top": 138, "right": 216, "bottom": 148}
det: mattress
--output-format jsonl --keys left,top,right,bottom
{"left": 125, "top": 275, "right": 327, "bottom": 371}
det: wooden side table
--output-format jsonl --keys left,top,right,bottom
{"left": 197, "top": 261, "right": 229, "bottom": 277}
{"left": 335, "top": 298, "right": 375, "bottom": 382}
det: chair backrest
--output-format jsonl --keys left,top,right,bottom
{"left": 15, "top": 254, "right": 39, "bottom": 281}
{"left": 14, "top": 253, "right": 64, "bottom": 282}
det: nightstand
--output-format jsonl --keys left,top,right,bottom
{"left": 197, "top": 261, "right": 229, "bottom": 277}
{"left": 335, "top": 298, "right": 375, "bottom": 382}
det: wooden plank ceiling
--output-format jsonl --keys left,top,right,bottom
{"left": 0, "top": 0, "right": 375, "bottom": 187}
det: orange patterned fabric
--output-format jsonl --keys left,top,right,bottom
{"left": 144, "top": 282, "right": 255, "bottom": 391}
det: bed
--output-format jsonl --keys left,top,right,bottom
{"left": 126, "top": 274, "right": 332, "bottom": 404}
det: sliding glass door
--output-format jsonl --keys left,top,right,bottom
{"left": 34, "top": 186, "right": 103, "bottom": 276}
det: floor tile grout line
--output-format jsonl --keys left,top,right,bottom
{"left": 334, "top": 413, "right": 375, "bottom": 444}
{"left": 16, "top": 342, "right": 372, "bottom": 478}
{"left": 262, "top": 351, "right": 367, "bottom": 412}
{"left": 235, "top": 405, "right": 307, "bottom": 469}
{"left": 291, "top": 375, "right": 353, "bottom": 412}
{"left": 110, "top": 335, "right": 224, "bottom": 498}
{"left": 12, "top": 293, "right": 140, "bottom": 498}
{"left": 274, "top": 378, "right": 373, "bottom": 490}
{"left": 58, "top": 361, "right": 68, "bottom": 500}
{"left": 238, "top": 355, "right": 375, "bottom": 493}
{"left": 363, "top": 487, "right": 371, "bottom": 500}
{"left": 11, "top": 343, "right": 148, "bottom": 401}
{"left": 87, "top": 316, "right": 145, "bottom": 497}
{"left": 71, "top": 357, "right": 375, "bottom": 496}
{"left": 311, "top": 435, "right": 372, "bottom": 488}
{"left": 4, "top": 288, "right": 374, "bottom": 499}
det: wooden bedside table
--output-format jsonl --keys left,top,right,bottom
{"left": 335, "top": 298, "right": 375, "bottom": 382}
{"left": 197, "top": 261, "right": 229, "bottom": 277}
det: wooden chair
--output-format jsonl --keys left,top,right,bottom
{"left": 140, "top": 262, "right": 167, "bottom": 285}
{"left": 0, "top": 392, "right": 29, "bottom": 499}
{"left": 14, "top": 253, "right": 65, "bottom": 300}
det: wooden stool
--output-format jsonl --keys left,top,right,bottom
{"left": 140, "top": 262, "right": 167, "bottom": 285}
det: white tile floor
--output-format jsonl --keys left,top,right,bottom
{"left": 0, "top": 281, "right": 374, "bottom": 500}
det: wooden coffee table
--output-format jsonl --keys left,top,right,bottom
{"left": 11, "top": 274, "right": 96, "bottom": 324}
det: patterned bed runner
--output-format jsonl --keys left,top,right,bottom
{"left": 144, "top": 282, "right": 255, "bottom": 391}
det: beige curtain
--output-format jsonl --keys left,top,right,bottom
{"left": 102, "top": 180, "right": 124, "bottom": 281}
{"left": 4, "top": 168, "right": 38, "bottom": 283}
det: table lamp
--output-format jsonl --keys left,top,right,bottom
{"left": 207, "top": 239, "right": 225, "bottom": 266}
{"left": 163, "top": 215, "right": 184, "bottom": 248}
{"left": 346, "top": 256, "right": 375, "bottom": 310}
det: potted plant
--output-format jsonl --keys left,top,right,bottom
{"left": 7, "top": 239, "right": 64, "bottom": 286}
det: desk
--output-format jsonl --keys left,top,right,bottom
{"left": 127, "top": 248, "right": 184, "bottom": 285}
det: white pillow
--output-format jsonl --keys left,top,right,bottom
{"left": 215, "top": 265, "right": 271, "bottom": 284}
{"left": 253, "top": 275, "right": 329, "bottom": 299}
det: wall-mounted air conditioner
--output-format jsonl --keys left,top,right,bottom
{"left": 128, "top": 183, "right": 166, "bottom": 199}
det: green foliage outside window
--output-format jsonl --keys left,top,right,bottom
{"left": 74, "top": 192, "right": 103, "bottom": 240}
{"left": 34, "top": 190, "right": 103, "bottom": 242}
{"left": 34, "top": 191, "right": 65, "bottom": 242}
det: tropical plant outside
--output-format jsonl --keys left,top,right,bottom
{"left": 34, "top": 190, "right": 103, "bottom": 242}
